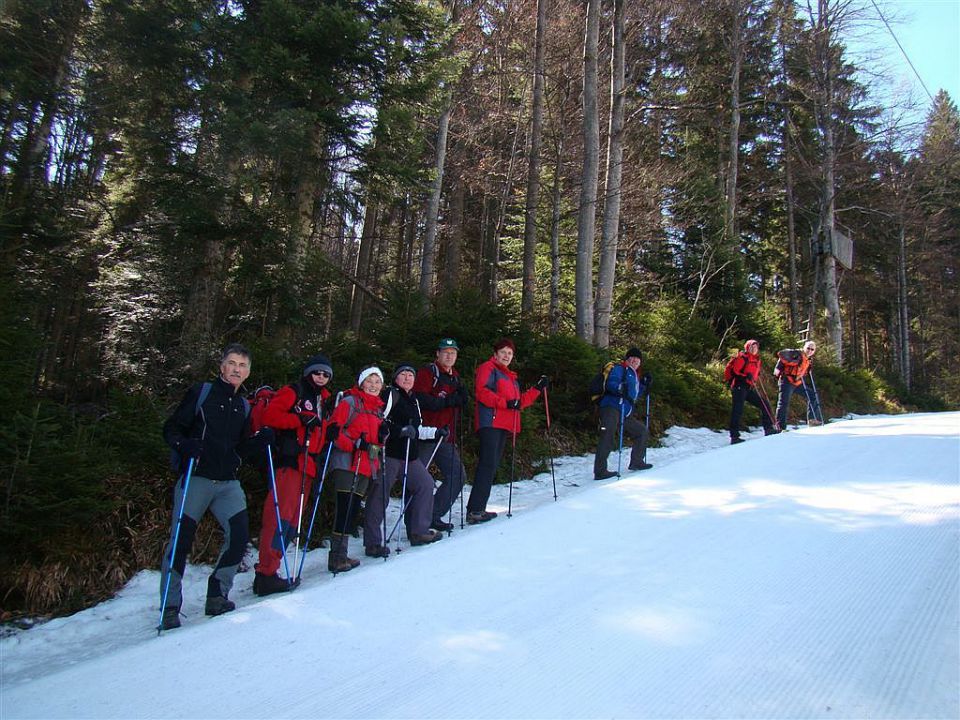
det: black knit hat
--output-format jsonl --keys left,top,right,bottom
{"left": 392, "top": 363, "right": 416, "bottom": 382}
{"left": 303, "top": 354, "right": 333, "bottom": 379}
{"left": 624, "top": 347, "right": 643, "bottom": 361}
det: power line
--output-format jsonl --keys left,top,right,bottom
{"left": 869, "top": 0, "right": 936, "bottom": 102}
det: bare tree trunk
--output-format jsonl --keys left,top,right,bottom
{"left": 778, "top": 0, "right": 800, "bottom": 333}
{"left": 724, "top": 0, "right": 743, "bottom": 248}
{"left": 897, "top": 220, "right": 911, "bottom": 389}
{"left": 549, "top": 135, "right": 564, "bottom": 335}
{"left": 576, "top": 0, "right": 600, "bottom": 342}
{"left": 350, "top": 197, "right": 380, "bottom": 333}
{"left": 444, "top": 178, "right": 464, "bottom": 290}
{"left": 521, "top": 0, "right": 549, "bottom": 319}
{"left": 594, "top": 0, "right": 625, "bottom": 348}
{"left": 420, "top": 101, "right": 451, "bottom": 298}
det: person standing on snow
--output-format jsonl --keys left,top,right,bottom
{"left": 727, "top": 339, "right": 777, "bottom": 444}
{"left": 467, "top": 338, "right": 549, "bottom": 524}
{"left": 252, "top": 354, "right": 334, "bottom": 597}
{"left": 363, "top": 364, "right": 446, "bottom": 557}
{"left": 159, "top": 343, "right": 273, "bottom": 630}
{"left": 324, "top": 366, "right": 386, "bottom": 573}
{"left": 594, "top": 347, "right": 652, "bottom": 480}
{"left": 413, "top": 338, "right": 469, "bottom": 532}
{"left": 774, "top": 340, "right": 822, "bottom": 428}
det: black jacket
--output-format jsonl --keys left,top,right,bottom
{"left": 163, "top": 377, "right": 257, "bottom": 481}
{"left": 381, "top": 385, "right": 439, "bottom": 460}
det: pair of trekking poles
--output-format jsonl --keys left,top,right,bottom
{"left": 755, "top": 370, "right": 823, "bottom": 433}
{"left": 506, "top": 387, "right": 558, "bottom": 517}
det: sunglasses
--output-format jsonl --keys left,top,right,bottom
{"left": 311, "top": 370, "right": 331, "bottom": 379}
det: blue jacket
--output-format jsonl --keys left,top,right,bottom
{"left": 598, "top": 362, "right": 649, "bottom": 417}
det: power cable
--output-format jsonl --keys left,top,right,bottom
{"left": 869, "top": 0, "right": 935, "bottom": 102}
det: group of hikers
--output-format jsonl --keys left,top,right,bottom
{"left": 157, "top": 335, "right": 821, "bottom": 631}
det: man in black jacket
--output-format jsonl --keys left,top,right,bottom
{"left": 159, "top": 343, "right": 272, "bottom": 630}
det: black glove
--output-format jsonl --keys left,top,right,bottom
{"left": 534, "top": 375, "right": 550, "bottom": 391}
{"left": 456, "top": 384, "right": 469, "bottom": 404}
{"left": 400, "top": 424, "right": 417, "bottom": 440}
{"left": 378, "top": 424, "right": 391, "bottom": 443}
{"left": 324, "top": 424, "right": 339, "bottom": 443}
{"left": 355, "top": 436, "right": 368, "bottom": 451}
{"left": 178, "top": 438, "right": 204, "bottom": 459}
{"left": 506, "top": 399, "right": 521, "bottom": 410}
{"left": 445, "top": 390, "right": 464, "bottom": 408}
{"left": 302, "top": 413, "right": 321, "bottom": 428}
{"left": 435, "top": 427, "right": 450, "bottom": 439}
{"left": 253, "top": 427, "right": 275, "bottom": 447}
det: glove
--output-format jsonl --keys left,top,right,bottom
{"left": 506, "top": 399, "right": 521, "bottom": 410}
{"left": 534, "top": 375, "right": 550, "bottom": 391}
{"left": 356, "top": 437, "right": 370, "bottom": 451}
{"left": 773, "top": 368, "right": 781, "bottom": 378}
{"left": 435, "top": 427, "right": 450, "bottom": 440}
{"left": 400, "top": 425, "right": 417, "bottom": 440}
{"left": 642, "top": 372, "right": 652, "bottom": 385}
{"left": 253, "top": 427, "right": 275, "bottom": 447}
{"left": 456, "top": 384, "right": 469, "bottom": 404}
{"left": 178, "top": 438, "right": 204, "bottom": 459}
{"left": 378, "top": 424, "right": 391, "bottom": 443}
{"left": 445, "top": 389, "right": 464, "bottom": 407}
{"left": 367, "top": 444, "right": 381, "bottom": 461}
{"left": 324, "top": 424, "right": 339, "bottom": 443}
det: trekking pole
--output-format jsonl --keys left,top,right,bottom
{"left": 807, "top": 370, "right": 824, "bottom": 423}
{"left": 642, "top": 394, "right": 651, "bottom": 463}
{"left": 158, "top": 458, "right": 195, "bottom": 635}
{"left": 296, "top": 440, "right": 335, "bottom": 582}
{"left": 456, "top": 409, "right": 465, "bottom": 530}
{"left": 264, "top": 445, "right": 294, "bottom": 585}
{"left": 616, "top": 399, "right": 626, "bottom": 477}
{"left": 334, "top": 448, "right": 365, "bottom": 577}
{"left": 507, "top": 407, "right": 518, "bottom": 518}
{"left": 542, "top": 387, "right": 557, "bottom": 501}
{"left": 386, "top": 437, "right": 412, "bottom": 548}
{"left": 424, "top": 432, "right": 444, "bottom": 469}
{"left": 756, "top": 378, "right": 779, "bottom": 432}
{"left": 291, "top": 436, "right": 310, "bottom": 583}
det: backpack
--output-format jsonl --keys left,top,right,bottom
{"left": 248, "top": 384, "right": 308, "bottom": 468}
{"left": 169, "top": 382, "right": 251, "bottom": 472}
{"left": 723, "top": 355, "right": 737, "bottom": 384}
{"left": 588, "top": 361, "right": 617, "bottom": 403}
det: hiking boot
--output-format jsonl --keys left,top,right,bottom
{"left": 430, "top": 519, "right": 455, "bottom": 532}
{"left": 328, "top": 534, "right": 359, "bottom": 574}
{"left": 466, "top": 510, "right": 497, "bottom": 525}
{"left": 628, "top": 462, "right": 653, "bottom": 471}
{"left": 253, "top": 572, "right": 296, "bottom": 597}
{"left": 730, "top": 437, "right": 745, "bottom": 445}
{"left": 160, "top": 606, "right": 181, "bottom": 631}
{"left": 808, "top": 419, "right": 823, "bottom": 427}
{"left": 765, "top": 429, "right": 780, "bottom": 436}
{"left": 365, "top": 544, "right": 391, "bottom": 558}
{"left": 204, "top": 595, "right": 236, "bottom": 617}
{"left": 409, "top": 529, "right": 443, "bottom": 546}
{"left": 593, "top": 470, "right": 618, "bottom": 481}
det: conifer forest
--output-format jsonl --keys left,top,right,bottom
{"left": 1, "top": 0, "right": 957, "bottom": 615}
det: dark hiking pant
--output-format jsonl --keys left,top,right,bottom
{"left": 776, "top": 379, "right": 821, "bottom": 428}
{"left": 159, "top": 475, "right": 248, "bottom": 611}
{"left": 595, "top": 404, "right": 649, "bottom": 476}
{"left": 729, "top": 382, "right": 775, "bottom": 440}
{"left": 419, "top": 439, "right": 465, "bottom": 523}
{"left": 364, "top": 456, "right": 434, "bottom": 546}
{"left": 467, "top": 427, "right": 508, "bottom": 513}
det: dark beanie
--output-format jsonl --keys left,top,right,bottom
{"left": 303, "top": 354, "right": 333, "bottom": 379}
{"left": 493, "top": 337, "right": 516, "bottom": 353}
{"left": 624, "top": 347, "right": 643, "bottom": 361}
{"left": 392, "top": 363, "right": 416, "bottom": 382}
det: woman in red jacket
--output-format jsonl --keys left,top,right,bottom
{"left": 727, "top": 339, "right": 776, "bottom": 444}
{"left": 325, "top": 366, "right": 386, "bottom": 572}
{"left": 253, "top": 354, "right": 333, "bottom": 595}
{"left": 467, "top": 338, "right": 549, "bottom": 524}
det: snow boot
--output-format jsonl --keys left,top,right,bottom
{"left": 430, "top": 519, "right": 455, "bottom": 532}
{"left": 594, "top": 469, "right": 618, "bottom": 481}
{"left": 628, "top": 462, "right": 653, "bottom": 471}
{"left": 466, "top": 510, "right": 497, "bottom": 525}
{"left": 730, "top": 437, "right": 745, "bottom": 445}
{"left": 409, "top": 529, "right": 443, "bottom": 546}
{"left": 205, "top": 577, "right": 236, "bottom": 616}
{"left": 253, "top": 572, "right": 296, "bottom": 597}
{"left": 160, "top": 606, "right": 181, "bottom": 630}
{"left": 365, "top": 544, "right": 391, "bottom": 558}
{"left": 328, "top": 533, "right": 360, "bottom": 574}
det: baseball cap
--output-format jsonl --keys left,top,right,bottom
{"left": 438, "top": 338, "right": 459, "bottom": 350}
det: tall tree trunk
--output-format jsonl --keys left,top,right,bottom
{"left": 594, "top": 0, "right": 625, "bottom": 348}
{"left": 549, "top": 134, "right": 564, "bottom": 335}
{"left": 420, "top": 101, "right": 451, "bottom": 298}
{"left": 778, "top": 0, "right": 800, "bottom": 333}
{"left": 521, "top": 0, "right": 549, "bottom": 320}
{"left": 576, "top": 0, "right": 600, "bottom": 342}
{"left": 444, "top": 178, "right": 464, "bottom": 290}
{"left": 350, "top": 197, "right": 380, "bottom": 333}
{"left": 724, "top": 0, "right": 743, "bottom": 248}
{"left": 897, "top": 220, "right": 911, "bottom": 389}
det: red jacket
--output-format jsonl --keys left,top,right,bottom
{"left": 261, "top": 383, "right": 331, "bottom": 477}
{"left": 729, "top": 350, "right": 762, "bottom": 387}
{"left": 474, "top": 356, "right": 540, "bottom": 433}
{"left": 329, "top": 387, "right": 384, "bottom": 478}
{"left": 413, "top": 362, "right": 465, "bottom": 439}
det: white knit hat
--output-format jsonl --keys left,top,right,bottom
{"left": 803, "top": 340, "right": 817, "bottom": 353}
{"left": 357, "top": 366, "right": 384, "bottom": 386}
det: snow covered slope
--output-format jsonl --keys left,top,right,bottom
{"left": 2, "top": 413, "right": 958, "bottom": 719}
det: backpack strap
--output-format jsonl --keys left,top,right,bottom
{"left": 194, "top": 382, "right": 212, "bottom": 415}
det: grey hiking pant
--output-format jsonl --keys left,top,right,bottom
{"left": 159, "top": 475, "right": 248, "bottom": 611}
{"left": 595, "top": 405, "right": 649, "bottom": 476}
{"left": 419, "top": 439, "right": 465, "bottom": 523}
{"left": 363, "top": 456, "right": 434, "bottom": 546}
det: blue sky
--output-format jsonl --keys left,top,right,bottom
{"left": 852, "top": 0, "right": 960, "bottom": 126}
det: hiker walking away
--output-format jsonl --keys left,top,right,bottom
{"left": 252, "top": 354, "right": 334, "bottom": 596}
{"left": 594, "top": 347, "right": 652, "bottom": 480}
{"left": 159, "top": 343, "right": 274, "bottom": 630}
{"left": 413, "top": 338, "right": 469, "bottom": 532}
{"left": 774, "top": 340, "right": 822, "bottom": 429}
{"left": 727, "top": 339, "right": 777, "bottom": 444}
{"left": 324, "top": 366, "right": 386, "bottom": 573}
{"left": 363, "top": 364, "right": 446, "bottom": 557}
{"left": 467, "top": 338, "right": 549, "bottom": 524}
